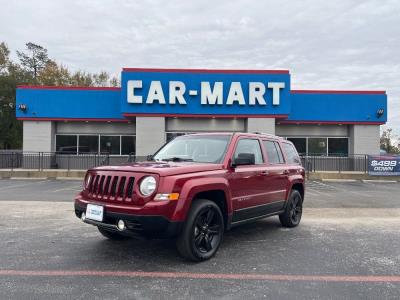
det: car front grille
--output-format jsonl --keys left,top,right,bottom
{"left": 87, "top": 174, "right": 135, "bottom": 203}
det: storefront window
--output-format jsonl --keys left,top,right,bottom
{"left": 56, "top": 135, "right": 77, "bottom": 154}
{"left": 308, "top": 138, "right": 327, "bottom": 156}
{"left": 100, "top": 136, "right": 121, "bottom": 155}
{"left": 121, "top": 136, "right": 136, "bottom": 155}
{"left": 286, "top": 138, "right": 307, "bottom": 156}
{"left": 166, "top": 132, "right": 196, "bottom": 143}
{"left": 78, "top": 135, "right": 99, "bottom": 154}
{"left": 328, "top": 138, "right": 348, "bottom": 156}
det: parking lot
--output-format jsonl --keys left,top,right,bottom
{"left": 0, "top": 179, "right": 399, "bottom": 299}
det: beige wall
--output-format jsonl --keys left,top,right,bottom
{"left": 135, "top": 117, "right": 165, "bottom": 156}
{"left": 276, "top": 124, "right": 348, "bottom": 137}
{"left": 57, "top": 121, "right": 136, "bottom": 135}
{"left": 247, "top": 118, "right": 275, "bottom": 134}
{"left": 349, "top": 125, "right": 380, "bottom": 155}
{"left": 23, "top": 121, "right": 55, "bottom": 152}
{"left": 166, "top": 117, "right": 245, "bottom": 132}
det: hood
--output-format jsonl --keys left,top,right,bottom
{"left": 92, "top": 161, "right": 224, "bottom": 176}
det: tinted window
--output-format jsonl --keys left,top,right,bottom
{"left": 282, "top": 142, "right": 301, "bottom": 165}
{"left": 234, "top": 139, "right": 263, "bottom": 164}
{"left": 308, "top": 138, "right": 327, "bottom": 156}
{"left": 78, "top": 135, "right": 98, "bottom": 154}
{"left": 263, "top": 140, "right": 284, "bottom": 164}
{"left": 121, "top": 136, "right": 136, "bottom": 155}
{"left": 287, "top": 138, "right": 306, "bottom": 156}
{"left": 56, "top": 135, "right": 77, "bottom": 154}
{"left": 328, "top": 138, "right": 348, "bottom": 156}
{"left": 100, "top": 136, "right": 120, "bottom": 155}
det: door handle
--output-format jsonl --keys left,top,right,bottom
{"left": 260, "top": 170, "right": 269, "bottom": 176}
{"left": 282, "top": 170, "right": 289, "bottom": 175}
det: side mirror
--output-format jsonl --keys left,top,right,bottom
{"left": 232, "top": 153, "right": 255, "bottom": 167}
{"left": 146, "top": 154, "right": 154, "bottom": 161}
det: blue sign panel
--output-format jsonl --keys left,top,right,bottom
{"left": 368, "top": 155, "right": 400, "bottom": 176}
{"left": 120, "top": 69, "right": 291, "bottom": 117}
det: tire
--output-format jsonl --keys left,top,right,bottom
{"left": 98, "top": 226, "right": 129, "bottom": 240}
{"left": 279, "top": 190, "right": 303, "bottom": 228}
{"left": 176, "top": 199, "right": 224, "bottom": 262}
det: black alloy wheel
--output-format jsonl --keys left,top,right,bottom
{"left": 193, "top": 206, "right": 222, "bottom": 254}
{"left": 176, "top": 199, "right": 224, "bottom": 261}
{"left": 279, "top": 190, "right": 303, "bottom": 228}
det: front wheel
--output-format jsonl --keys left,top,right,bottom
{"left": 176, "top": 199, "right": 224, "bottom": 261}
{"left": 279, "top": 190, "right": 303, "bottom": 227}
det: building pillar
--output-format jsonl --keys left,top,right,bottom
{"left": 246, "top": 118, "right": 275, "bottom": 135}
{"left": 349, "top": 125, "right": 380, "bottom": 155}
{"left": 135, "top": 117, "right": 165, "bottom": 157}
{"left": 23, "top": 121, "right": 55, "bottom": 152}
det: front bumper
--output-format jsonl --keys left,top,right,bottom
{"left": 74, "top": 202, "right": 183, "bottom": 238}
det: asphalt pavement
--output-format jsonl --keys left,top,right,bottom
{"left": 0, "top": 179, "right": 399, "bottom": 299}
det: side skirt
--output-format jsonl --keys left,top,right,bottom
{"left": 228, "top": 200, "right": 285, "bottom": 228}
{"left": 229, "top": 210, "right": 285, "bottom": 228}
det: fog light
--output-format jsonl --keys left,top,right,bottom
{"left": 117, "top": 220, "right": 126, "bottom": 231}
{"left": 81, "top": 212, "right": 86, "bottom": 221}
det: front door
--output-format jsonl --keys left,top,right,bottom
{"left": 229, "top": 138, "right": 273, "bottom": 222}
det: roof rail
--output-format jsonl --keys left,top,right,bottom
{"left": 252, "top": 132, "right": 278, "bottom": 137}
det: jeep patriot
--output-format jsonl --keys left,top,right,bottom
{"left": 75, "top": 133, "right": 305, "bottom": 261}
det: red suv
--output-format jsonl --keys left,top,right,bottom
{"left": 75, "top": 133, "right": 305, "bottom": 261}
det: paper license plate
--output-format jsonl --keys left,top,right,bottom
{"left": 86, "top": 204, "right": 104, "bottom": 222}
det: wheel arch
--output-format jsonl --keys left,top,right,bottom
{"left": 289, "top": 182, "right": 305, "bottom": 202}
{"left": 172, "top": 178, "right": 232, "bottom": 224}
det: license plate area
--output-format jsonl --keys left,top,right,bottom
{"left": 86, "top": 204, "right": 104, "bottom": 222}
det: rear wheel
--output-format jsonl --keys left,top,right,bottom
{"left": 97, "top": 227, "right": 128, "bottom": 240}
{"left": 279, "top": 190, "right": 303, "bottom": 227}
{"left": 176, "top": 199, "right": 224, "bottom": 261}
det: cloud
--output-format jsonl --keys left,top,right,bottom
{"left": 0, "top": 0, "right": 399, "bottom": 133}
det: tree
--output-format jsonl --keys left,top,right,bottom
{"left": 380, "top": 128, "right": 400, "bottom": 154}
{"left": 0, "top": 40, "right": 120, "bottom": 149}
{"left": 17, "top": 42, "right": 50, "bottom": 81}
{"left": 38, "top": 61, "right": 71, "bottom": 86}
{"left": 0, "top": 42, "right": 10, "bottom": 74}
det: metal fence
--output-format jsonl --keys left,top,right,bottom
{"left": 0, "top": 151, "right": 147, "bottom": 171}
{"left": 301, "top": 155, "right": 369, "bottom": 173}
{"left": 1, "top": 151, "right": 370, "bottom": 173}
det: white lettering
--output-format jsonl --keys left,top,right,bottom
{"left": 127, "top": 80, "right": 142, "bottom": 103}
{"left": 249, "top": 82, "right": 266, "bottom": 106}
{"left": 146, "top": 81, "right": 166, "bottom": 104}
{"left": 201, "top": 82, "right": 223, "bottom": 105}
{"left": 226, "top": 82, "right": 245, "bottom": 105}
{"left": 268, "top": 82, "right": 285, "bottom": 106}
{"left": 169, "top": 81, "right": 186, "bottom": 104}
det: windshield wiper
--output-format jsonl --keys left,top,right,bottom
{"left": 162, "top": 157, "right": 193, "bottom": 162}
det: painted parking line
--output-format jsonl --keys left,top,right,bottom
{"left": 51, "top": 187, "right": 81, "bottom": 193}
{"left": 0, "top": 270, "right": 399, "bottom": 283}
{"left": 0, "top": 180, "right": 49, "bottom": 191}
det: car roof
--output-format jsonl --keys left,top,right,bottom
{"left": 182, "top": 132, "right": 284, "bottom": 140}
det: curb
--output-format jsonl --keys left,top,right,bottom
{"left": 362, "top": 179, "right": 398, "bottom": 183}
{"left": 321, "top": 179, "right": 358, "bottom": 183}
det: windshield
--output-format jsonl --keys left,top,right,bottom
{"left": 153, "top": 135, "right": 231, "bottom": 163}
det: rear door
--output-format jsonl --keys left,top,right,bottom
{"left": 262, "top": 140, "right": 289, "bottom": 207}
{"left": 281, "top": 141, "right": 303, "bottom": 177}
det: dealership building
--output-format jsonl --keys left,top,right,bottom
{"left": 16, "top": 68, "right": 387, "bottom": 158}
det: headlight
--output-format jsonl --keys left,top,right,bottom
{"left": 139, "top": 176, "right": 157, "bottom": 196}
{"left": 84, "top": 173, "right": 91, "bottom": 189}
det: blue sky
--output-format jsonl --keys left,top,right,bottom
{"left": 1, "top": 0, "right": 399, "bottom": 138}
